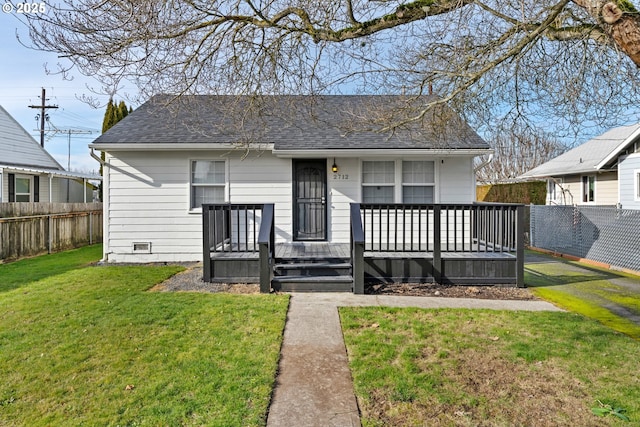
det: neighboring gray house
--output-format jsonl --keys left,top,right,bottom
{"left": 90, "top": 95, "right": 494, "bottom": 264}
{"left": 520, "top": 123, "right": 640, "bottom": 208}
{"left": 0, "top": 105, "right": 98, "bottom": 203}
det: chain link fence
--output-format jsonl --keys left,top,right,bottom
{"left": 530, "top": 205, "right": 640, "bottom": 271}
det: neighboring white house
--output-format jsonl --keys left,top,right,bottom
{"left": 520, "top": 123, "right": 640, "bottom": 207}
{"left": 0, "top": 105, "right": 99, "bottom": 203}
{"left": 90, "top": 95, "right": 492, "bottom": 263}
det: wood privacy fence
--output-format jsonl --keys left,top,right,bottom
{"left": 0, "top": 203, "right": 103, "bottom": 262}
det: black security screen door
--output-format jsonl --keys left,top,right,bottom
{"left": 293, "top": 159, "right": 327, "bottom": 240}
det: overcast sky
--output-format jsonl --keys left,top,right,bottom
{"left": 0, "top": 9, "right": 123, "bottom": 173}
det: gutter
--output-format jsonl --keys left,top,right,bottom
{"left": 90, "top": 148, "right": 104, "bottom": 164}
{"left": 474, "top": 153, "right": 494, "bottom": 172}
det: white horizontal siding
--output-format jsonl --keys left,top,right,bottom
{"left": 438, "top": 157, "right": 474, "bottom": 203}
{"left": 328, "top": 158, "right": 360, "bottom": 243}
{"left": 106, "top": 151, "right": 204, "bottom": 262}
{"left": 228, "top": 154, "right": 292, "bottom": 242}
{"left": 619, "top": 154, "right": 640, "bottom": 209}
{"left": 103, "top": 150, "right": 480, "bottom": 262}
{"left": 104, "top": 150, "right": 293, "bottom": 262}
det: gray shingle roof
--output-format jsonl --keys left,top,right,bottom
{"left": 0, "top": 105, "right": 63, "bottom": 170}
{"left": 520, "top": 123, "right": 640, "bottom": 178}
{"left": 91, "top": 95, "right": 489, "bottom": 151}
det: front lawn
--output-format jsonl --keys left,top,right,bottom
{"left": 0, "top": 246, "right": 289, "bottom": 426}
{"left": 341, "top": 307, "right": 640, "bottom": 426}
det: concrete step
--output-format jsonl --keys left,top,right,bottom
{"left": 271, "top": 275, "right": 354, "bottom": 292}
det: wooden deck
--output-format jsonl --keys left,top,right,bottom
{"left": 275, "top": 242, "right": 350, "bottom": 260}
{"left": 202, "top": 203, "right": 525, "bottom": 291}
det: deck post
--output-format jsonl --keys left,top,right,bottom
{"left": 202, "top": 206, "right": 212, "bottom": 282}
{"left": 433, "top": 205, "right": 442, "bottom": 284}
{"left": 516, "top": 204, "right": 525, "bottom": 288}
{"left": 258, "top": 204, "right": 275, "bottom": 293}
{"left": 350, "top": 203, "right": 365, "bottom": 294}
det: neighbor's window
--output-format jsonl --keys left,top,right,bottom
{"left": 636, "top": 171, "right": 640, "bottom": 200}
{"left": 547, "top": 179, "right": 556, "bottom": 201}
{"left": 362, "top": 161, "right": 394, "bottom": 203}
{"left": 15, "top": 177, "right": 31, "bottom": 202}
{"left": 582, "top": 175, "right": 595, "bottom": 203}
{"left": 191, "top": 160, "right": 225, "bottom": 209}
{"left": 402, "top": 161, "right": 435, "bottom": 203}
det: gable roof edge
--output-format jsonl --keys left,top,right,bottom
{"left": 595, "top": 124, "right": 640, "bottom": 170}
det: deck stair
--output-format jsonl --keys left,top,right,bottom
{"left": 271, "top": 243, "right": 353, "bottom": 292}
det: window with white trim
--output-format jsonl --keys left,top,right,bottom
{"left": 547, "top": 179, "right": 557, "bottom": 201}
{"left": 635, "top": 170, "right": 640, "bottom": 201}
{"left": 402, "top": 161, "right": 435, "bottom": 203}
{"left": 582, "top": 175, "right": 595, "bottom": 203}
{"left": 15, "top": 176, "right": 31, "bottom": 202}
{"left": 191, "top": 160, "right": 225, "bottom": 209}
{"left": 362, "top": 161, "right": 395, "bottom": 203}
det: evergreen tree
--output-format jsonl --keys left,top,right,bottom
{"left": 101, "top": 99, "right": 115, "bottom": 133}
{"left": 99, "top": 99, "right": 133, "bottom": 199}
{"left": 118, "top": 101, "right": 129, "bottom": 121}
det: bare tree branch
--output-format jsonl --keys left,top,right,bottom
{"left": 8, "top": 0, "right": 640, "bottom": 140}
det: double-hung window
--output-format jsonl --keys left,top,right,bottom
{"left": 362, "top": 161, "right": 395, "bottom": 203}
{"left": 191, "top": 160, "right": 225, "bottom": 209}
{"left": 635, "top": 170, "right": 640, "bottom": 201}
{"left": 402, "top": 161, "right": 435, "bottom": 203}
{"left": 15, "top": 176, "right": 31, "bottom": 202}
{"left": 582, "top": 175, "right": 595, "bottom": 203}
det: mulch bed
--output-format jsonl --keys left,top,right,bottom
{"left": 152, "top": 264, "right": 537, "bottom": 300}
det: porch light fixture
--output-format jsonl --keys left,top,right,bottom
{"left": 332, "top": 159, "right": 338, "bottom": 173}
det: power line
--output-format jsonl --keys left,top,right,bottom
{"left": 48, "top": 122, "right": 93, "bottom": 170}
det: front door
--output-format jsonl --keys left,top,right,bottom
{"left": 293, "top": 159, "right": 327, "bottom": 240}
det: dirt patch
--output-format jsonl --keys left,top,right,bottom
{"left": 367, "top": 282, "right": 537, "bottom": 300}
{"left": 362, "top": 350, "right": 603, "bottom": 427}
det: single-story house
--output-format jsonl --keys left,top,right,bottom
{"left": 0, "top": 105, "right": 99, "bottom": 203}
{"left": 90, "top": 95, "right": 525, "bottom": 291}
{"left": 520, "top": 123, "right": 640, "bottom": 208}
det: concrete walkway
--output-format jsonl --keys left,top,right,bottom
{"left": 266, "top": 293, "right": 561, "bottom": 427}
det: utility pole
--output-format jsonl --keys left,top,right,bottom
{"left": 28, "top": 88, "right": 58, "bottom": 147}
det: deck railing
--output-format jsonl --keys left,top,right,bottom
{"left": 358, "top": 203, "right": 523, "bottom": 253}
{"left": 202, "top": 204, "right": 274, "bottom": 287}
{"left": 202, "top": 203, "right": 264, "bottom": 254}
{"left": 351, "top": 203, "right": 525, "bottom": 289}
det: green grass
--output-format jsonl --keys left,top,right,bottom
{"left": 525, "top": 252, "right": 640, "bottom": 340}
{"left": 341, "top": 307, "right": 640, "bottom": 426}
{"left": 0, "top": 246, "right": 289, "bottom": 426}
{"left": 0, "top": 244, "right": 104, "bottom": 293}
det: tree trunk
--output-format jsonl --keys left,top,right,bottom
{"left": 573, "top": 0, "right": 640, "bottom": 66}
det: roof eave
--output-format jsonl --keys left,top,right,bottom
{"left": 272, "top": 147, "right": 492, "bottom": 158}
{"left": 89, "top": 142, "right": 275, "bottom": 151}
{"left": 595, "top": 126, "right": 640, "bottom": 170}
{"left": 0, "top": 164, "right": 101, "bottom": 180}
